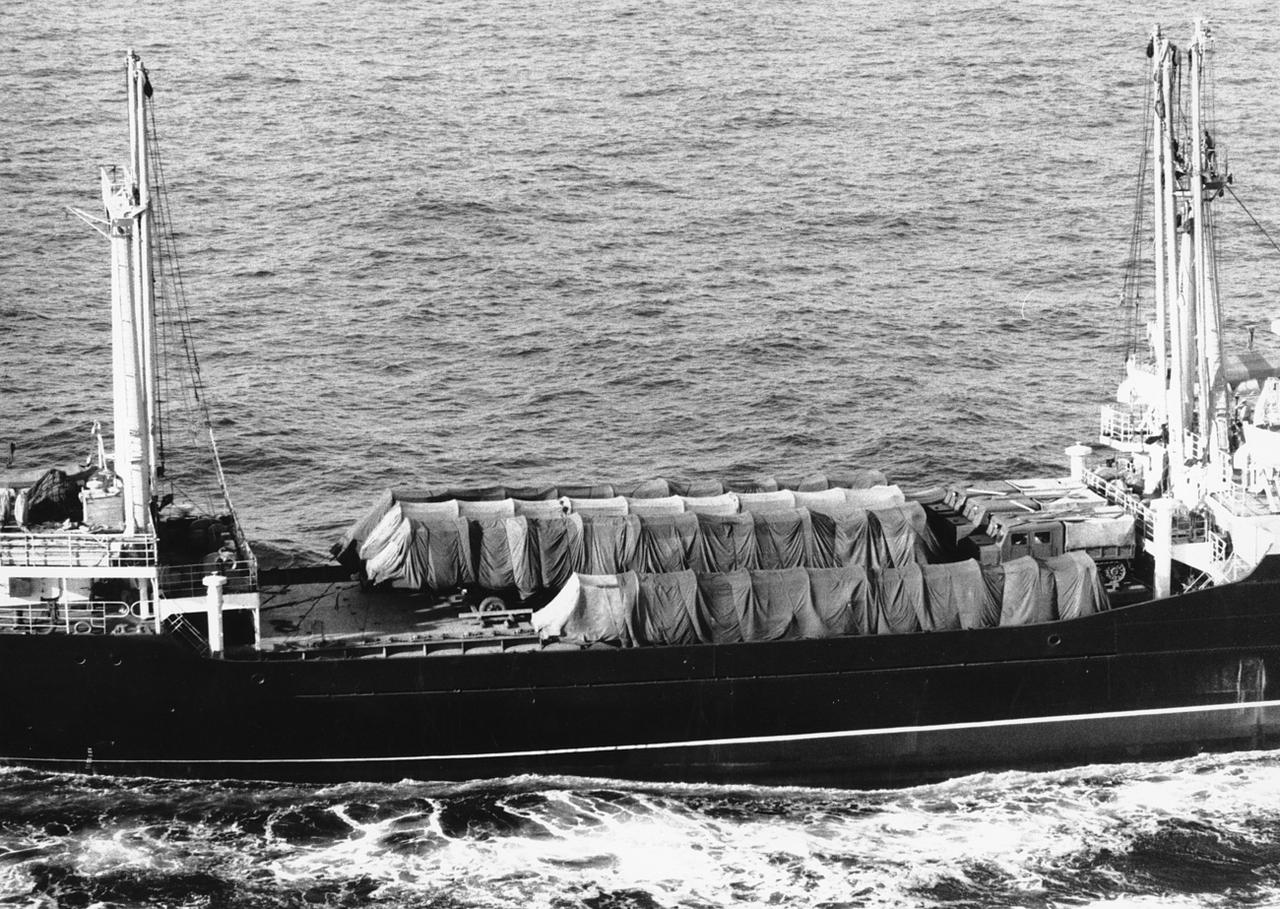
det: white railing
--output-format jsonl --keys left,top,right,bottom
{"left": 0, "top": 532, "right": 157, "bottom": 568}
{"left": 1099, "top": 404, "right": 1150, "bottom": 445}
{"left": 1082, "top": 468, "right": 1154, "bottom": 539}
{"left": 0, "top": 600, "right": 128, "bottom": 635}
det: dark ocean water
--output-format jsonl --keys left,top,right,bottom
{"left": 5, "top": 0, "right": 1280, "bottom": 905}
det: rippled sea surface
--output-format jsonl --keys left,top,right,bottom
{"left": 6, "top": 0, "right": 1280, "bottom": 905}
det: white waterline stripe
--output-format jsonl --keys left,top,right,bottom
{"left": 14, "top": 698, "right": 1280, "bottom": 767}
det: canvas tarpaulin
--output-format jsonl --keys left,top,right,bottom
{"left": 532, "top": 572, "right": 638, "bottom": 645}
{"left": 565, "top": 495, "right": 629, "bottom": 516}
{"left": 1062, "top": 515, "right": 1136, "bottom": 551}
{"left": 615, "top": 478, "right": 671, "bottom": 499}
{"left": 726, "top": 477, "right": 779, "bottom": 493}
{"left": 694, "top": 513, "right": 759, "bottom": 572}
{"left": 1047, "top": 551, "right": 1109, "bottom": 620}
{"left": 361, "top": 503, "right": 412, "bottom": 586}
{"left": 474, "top": 516, "right": 537, "bottom": 597}
{"left": 809, "top": 506, "right": 873, "bottom": 570}
{"left": 748, "top": 567, "right": 825, "bottom": 640}
{"left": 668, "top": 478, "right": 725, "bottom": 497}
{"left": 873, "top": 563, "right": 924, "bottom": 634}
{"left": 999, "top": 556, "right": 1057, "bottom": 626}
{"left": 752, "top": 508, "right": 815, "bottom": 569}
{"left": 582, "top": 514, "right": 641, "bottom": 574}
{"left": 505, "top": 484, "right": 558, "bottom": 501}
{"left": 528, "top": 514, "right": 585, "bottom": 589}
{"left": 514, "top": 498, "right": 569, "bottom": 519}
{"left": 448, "top": 485, "right": 507, "bottom": 501}
{"left": 636, "top": 513, "right": 700, "bottom": 573}
{"left": 333, "top": 489, "right": 396, "bottom": 566}
{"left": 559, "top": 483, "right": 615, "bottom": 499}
{"left": 870, "top": 506, "right": 918, "bottom": 569}
{"left": 737, "top": 490, "right": 797, "bottom": 513}
{"left": 806, "top": 565, "right": 872, "bottom": 636}
{"left": 693, "top": 570, "right": 750, "bottom": 643}
{"left": 920, "top": 560, "right": 987, "bottom": 632}
{"left": 627, "top": 495, "right": 686, "bottom": 516}
{"left": 458, "top": 498, "right": 516, "bottom": 518}
{"left": 631, "top": 570, "right": 699, "bottom": 646}
{"left": 975, "top": 564, "right": 1006, "bottom": 629}
{"left": 792, "top": 488, "right": 849, "bottom": 514}
{"left": 845, "top": 485, "right": 906, "bottom": 509}
{"left": 400, "top": 500, "right": 461, "bottom": 520}
{"left": 407, "top": 517, "right": 474, "bottom": 590}
{"left": 681, "top": 493, "right": 740, "bottom": 516}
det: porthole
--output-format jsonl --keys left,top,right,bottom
{"left": 1047, "top": 634, "right": 1062, "bottom": 648}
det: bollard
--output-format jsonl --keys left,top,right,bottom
{"left": 203, "top": 574, "right": 227, "bottom": 657}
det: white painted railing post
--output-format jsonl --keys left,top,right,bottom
{"left": 203, "top": 574, "right": 226, "bottom": 657}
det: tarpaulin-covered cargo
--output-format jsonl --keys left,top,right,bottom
{"left": 407, "top": 517, "right": 474, "bottom": 590}
{"left": 738, "top": 490, "right": 797, "bottom": 513}
{"left": 806, "top": 565, "right": 872, "bottom": 636}
{"left": 401, "top": 500, "right": 462, "bottom": 520}
{"left": 845, "top": 485, "right": 906, "bottom": 510}
{"left": 964, "top": 496, "right": 1039, "bottom": 527}
{"left": 559, "top": 483, "right": 615, "bottom": 499}
{"left": 782, "top": 473, "right": 832, "bottom": 492}
{"left": 457, "top": 498, "right": 516, "bottom": 518}
{"left": 681, "top": 493, "right": 740, "bottom": 516}
{"left": 581, "top": 514, "right": 641, "bottom": 574}
{"left": 528, "top": 514, "right": 585, "bottom": 589}
{"left": 752, "top": 508, "right": 815, "bottom": 569}
{"left": 792, "top": 488, "right": 848, "bottom": 514}
{"left": 25, "top": 469, "right": 84, "bottom": 526}
{"left": 532, "top": 572, "right": 638, "bottom": 646}
{"left": 920, "top": 560, "right": 988, "bottom": 632}
{"left": 333, "top": 489, "right": 396, "bottom": 567}
{"left": 1047, "top": 551, "right": 1109, "bottom": 620}
{"left": 749, "top": 567, "right": 826, "bottom": 640}
{"left": 361, "top": 504, "right": 411, "bottom": 586}
{"left": 513, "top": 498, "right": 568, "bottom": 519}
{"left": 693, "top": 569, "right": 750, "bottom": 644}
{"left": 631, "top": 570, "right": 699, "bottom": 646}
{"left": 615, "top": 478, "right": 671, "bottom": 499}
{"left": 870, "top": 506, "right": 917, "bottom": 569}
{"left": 694, "top": 513, "right": 759, "bottom": 572}
{"left": 448, "top": 484, "right": 507, "bottom": 501}
{"left": 627, "top": 495, "right": 685, "bottom": 516}
{"left": 809, "top": 506, "right": 873, "bottom": 571}
{"left": 505, "top": 484, "right": 558, "bottom": 501}
{"left": 999, "top": 556, "right": 1056, "bottom": 626}
{"left": 565, "top": 495, "right": 629, "bottom": 516}
{"left": 474, "top": 516, "right": 537, "bottom": 597}
{"left": 1062, "top": 514, "right": 1136, "bottom": 552}
{"left": 976, "top": 564, "right": 1006, "bottom": 629}
{"left": 828, "top": 469, "right": 889, "bottom": 489}
{"left": 668, "top": 478, "right": 725, "bottom": 497}
{"left": 726, "top": 476, "right": 779, "bottom": 493}
{"left": 635, "top": 513, "right": 701, "bottom": 573}
{"left": 873, "top": 563, "right": 924, "bottom": 634}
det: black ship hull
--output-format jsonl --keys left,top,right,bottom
{"left": 5, "top": 560, "right": 1280, "bottom": 788}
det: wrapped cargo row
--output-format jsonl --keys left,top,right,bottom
{"left": 532, "top": 553, "right": 1109, "bottom": 647}
{"left": 345, "top": 499, "right": 945, "bottom": 596}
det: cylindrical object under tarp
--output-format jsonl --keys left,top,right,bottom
{"left": 631, "top": 569, "right": 699, "bottom": 646}
{"left": 693, "top": 569, "right": 750, "bottom": 644}
{"left": 751, "top": 508, "right": 815, "bottom": 570}
{"left": 998, "top": 556, "right": 1057, "bottom": 626}
{"left": 873, "top": 563, "right": 924, "bottom": 634}
{"left": 693, "top": 513, "right": 759, "bottom": 572}
{"left": 806, "top": 564, "right": 873, "bottom": 636}
{"left": 635, "top": 513, "right": 700, "bottom": 573}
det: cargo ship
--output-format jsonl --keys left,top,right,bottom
{"left": 4, "top": 23, "right": 1280, "bottom": 786}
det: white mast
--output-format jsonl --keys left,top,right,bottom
{"left": 1148, "top": 28, "right": 1168, "bottom": 413}
{"left": 128, "top": 51, "right": 160, "bottom": 487}
{"left": 1157, "top": 37, "right": 1186, "bottom": 484}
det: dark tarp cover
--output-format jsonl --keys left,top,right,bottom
{"left": 999, "top": 556, "right": 1057, "bottom": 626}
{"left": 693, "top": 570, "right": 749, "bottom": 644}
{"left": 1047, "top": 551, "right": 1109, "bottom": 620}
{"left": 752, "top": 508, "right": 815, "bottom": 569}
{"left": 474, "top": 516, "right": 537, "bottom": 597}
{"left": 392, "top": 486, "right": 453, "bottom": 503}
{"left": 809, "top": 506, "right": 873, "bottom": 570}
{"left": 779, "top": 473, "right": 830, "bottom": 492}
{"left": 873, "top": 563, "right": 924, "bottom": 634}
{"left": 615, "top": 478, "right": 671, "bottom": 499}
{"left": 559, "top": 483, "right": 615, "bottom": 499}
{"left": 532, "top": 572, "right": 637, "bottom": 645}
{"left": 748, "top": 567, "right": 825, "bottom": 640}
{"left": 920, "top": 560, "right": 987, "bottom": 632}
{"left": 407, "top": 517, "right": 474, "bottom": 590}
{"left": 528, "top": 514, "right": 585, "bottom": 589}
{"left": 581, "top": 514, "right": 641, "bottom": 574}
{"left": 975, "top": 565, "right": 1006, "bottom": 629}
{"left": 636, "top": 513, "right": 701, "bottom": 573}
{"left": 505, "top": 484, "right": 558, "bottom": 501}
{"left": 903, "top": 501, "right": 944, "bottom": 563}
{"left": 668, "top": 478, "right": 725, "bottom": 497}
{"left": 631, "top": 570, "right": 699, "bottom": 646}
{"left": 725, "top": 476, "right": 779, "bottom": 493}
{"left": 26, "top": 469, "right": 83, "bottom": 526}
{"left": 806, "top": 565, "right": 872, "bottom": 636}
{"left": 694, "top": 513, "right": 759, "bottom": 572}
{"left": 828, "top": 469, "right": 889, "bottom": 489}
{"left": 448, "top": 485, "right": 507, "bottom": 501}
{"left": 869, "top": 506, "right": 914, "bottom": 569}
